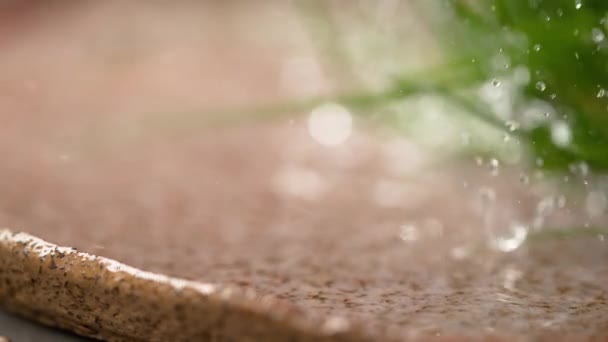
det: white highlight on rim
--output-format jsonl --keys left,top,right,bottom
{"left": 0, "top": 229, "right": 217, "bottom": 296}
{"left": 0, "top": 229, "right": 356, "bottom": 337}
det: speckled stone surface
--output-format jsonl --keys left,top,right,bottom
{"left": 0, "top": 229, "right": 377, "bottom": 342}
{"left": 1, "top": 228, "right": 607, "bottom": 342}
{"left": 1, "top": 123, "right": 608, "bottom": 341}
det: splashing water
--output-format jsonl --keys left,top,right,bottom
{"left": 535, "top": 81, "right": 546, "bottom": 92}
{"left": 491, "top": 222, "right": 528, "bottom": 252}
{"left": 532, "top": 196, "right": 556, "bottom": 230}
{"left": 505, "top": 120, "right": 520, "bottom": 132}
{"left": 488, "top": 158, "right": 500, "bottom": 176}
{"left": 550, "top": 120, "right": 572, "bottom": 147}
{"left": 476, "top": 186, "right": 530, "bottom": 252}
{"left": 591, "top": 28, "right": 605, "bottom": 43}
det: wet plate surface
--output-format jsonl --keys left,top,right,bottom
{"left": 0, "top": 2, "right": 607, "bottom": 341}
{"left": 1, "top": 122, "right": 607, "bottom": 341}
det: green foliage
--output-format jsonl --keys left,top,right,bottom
{"left": 160, "top": 1, "right": 608, "bottom": 176}
{"left": 437, "top": 0, "right": 608, "bottom": 171}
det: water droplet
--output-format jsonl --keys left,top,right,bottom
{"left": 307, "top": 103, "right": 353, "bottom": 146}
{"left": 519, "top": 173, "right": 530, "bottom": 184}
{"left": 399, "top": 224, "right": 419, "bottom": 242}
{"left": 535, "top": 81, "right": 546, "bottom": 92}
{"left": 597, "top": 88, "right": 606, "bottom": 98}
{"left": 505, "top": 120, "right": 520, "bottom": 132}
{"left": 533, "top": 44, "right": 542, "bottom": 52}
{"left": 488, "top": 158, "right": 500, "bottom": 176}
{"left": 492, "top": 79, "right": 501, "bottom": 87}
{"left": 592, "top": 27, "right": 606, "bottom": 43}
{"left": 532, "top": 196, "right": 556, "bottom": 230}
{"left": 550, "top": 120, "right": 572, "bottom": 147}
{"left": 537, "top": 196, "right": 556, "bottom": 217}
{"left": 491, "top": 222, "right": 528, "bottom": 252}
{"left": 575, "top": 0, "right": 582, "bottom": 10}
{"left": 585, "top": 191, "right": 607, "bottom": 217}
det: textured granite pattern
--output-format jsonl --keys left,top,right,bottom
{"left": 1, "top": 228, "right": 607, "bottom": 341}
{"left": 0, "top": 230, "right": 372, "bottom": 342}
{"left": 1, "top": 124, "right": 607, "bottom": 341}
